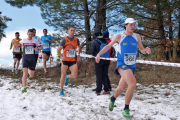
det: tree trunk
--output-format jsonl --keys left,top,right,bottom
{"left": 94, "top": 0, "right": 106, "bottom": 34}
{"left": 177, "top": 0, "right": 180, "bottom": 58}
{"left": 83, "top": 0, "right": 91, "bottom": 54}
{"left": 155, "top": 0, "right": 166, "bottom": 60}
{"left": 167, "top": 5, "right": 173, "bottom": 60}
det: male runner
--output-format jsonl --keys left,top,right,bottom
{"left": 57, "top": 26, "right": 81, "bottom": 95}
{"left": 27, "top": 28, "right": 42, "bottom": 80}
{"left": 10, "top": 32, "right": 22, "bottom": 74}
{"left": 12, "top": 29, "right": 41, "bottom": 93}
{"left": 96, "top": 18, "right": 151, "bottom": 119}
{"left": 41, "top": 29, "right": 55, "bottom": 73}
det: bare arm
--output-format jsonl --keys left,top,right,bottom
{"left": 57, "top": 45, "right": 66, "bottom": 61}
{"left": 137, "top": 34, "right": 151, "bottom": 54}
{"left": 50, "top": 40, "right": 55, "bottom": 43}
{"left": 57, "top": 45, "right": 63, "bottom": 57}
{"left": 46, "top": 38, "right": 55, "bottom": 43}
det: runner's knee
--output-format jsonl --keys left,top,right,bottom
{"left": 129, "top": 81, "right": 136, "bottom": 90}
{"left": 117, "top": 85, "right": 127, "bottom": 91}
{"left": 71, "top": 72, "right": 77, "bottom": 78}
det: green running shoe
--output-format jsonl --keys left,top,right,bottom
{"left": 109, "top": 96, "right": 115, "bottom": 111}
{"left": 122, "top": 109, "right": 131, "bottom": 119}
{"left": 28, "top": 77, "right": 32, "bottom": 80}
{"left": 22, "top": 87, "right": 27, "bottom": 93}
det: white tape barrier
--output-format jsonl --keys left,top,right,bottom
{"left": 80, "top": 53, "right": 180, "bottom": 67}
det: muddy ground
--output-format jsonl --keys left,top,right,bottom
{"left": 0, "top": 59, "right": 180, "bottom": 89}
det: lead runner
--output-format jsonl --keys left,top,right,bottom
{"left": 96, "top": 18, "right": 151, "bottom": 119}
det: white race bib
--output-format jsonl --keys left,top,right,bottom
{"left": 14, "top": 47, "right": 20, "bottom": 52}
{"left": 124, "top": 53, "right": 136, "bottom": 65}
{"left": 25, "top": 46, "right": 34, "bottom": 54}
{"left": 43, "top": 43, "right": 49, "bottom": 49}
{"left": 67, "top": 49, "right": 76, "bottom": 57}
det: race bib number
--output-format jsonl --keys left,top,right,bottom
{"left": 124, "top": 53, "right": 136, "bottom": 65}
{"left": 14, "top": 47, "right": 20, "bottom": 52}
{"left": 43, "top": 43, "right": 49, "bottom": 49}
{"left": 25, "top": 46, "right": 34, "bottom": 54}
{"left": 67, "top": 49, "right": 76, "bottom": 57}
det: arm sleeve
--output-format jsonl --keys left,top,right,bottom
{"left": 90, "top": 40, "right": 95, "bottom": 55}
{"left": 60, "top": 39, "right": 65, "bottom": 46}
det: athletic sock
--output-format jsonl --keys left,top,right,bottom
{"left": 111, "top": 96, "right": 116, "bottom": 102}
{"left": 124, "top": 104, "right": 129, "bottom": 110}
{"left": 29, "top": 76, "right": 32, "bottom": 79}
{"left": 23, "top": 87, "right": 26, "bottom": 89}
{"left": 44, "top": 69, "right": 46, "bottom": 71}
{"left": 67, "top": 75, "right": 69, "bottom": 79}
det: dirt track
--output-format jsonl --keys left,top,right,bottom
{"left": 1, "top": 60, "right": 180, "bottom": 88}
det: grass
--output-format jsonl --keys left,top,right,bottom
{"left": 1, "top": 59, "right": 180, "bottom": 88}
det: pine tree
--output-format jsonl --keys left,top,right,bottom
{"left": 0, "top": 11, "right": 12, "bottom": 41}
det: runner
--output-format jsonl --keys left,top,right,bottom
{"left": 41, "top": 29, "right": 55, "bottom": 73}
{"left": 50, "top": 53, "right": 54, "bottom": 65}
{"left": 27, "top": 28, "right": 42, "bottom": 80}
{"left": 10, "top": 32, "right": 22, "bottom": 74}
{"left": 12, "top": 29, "right": 41, "bottom": 93}
{"left": 57, "top": 26, "right": 81, "bottom": 95}
{"left": 38, "top": 50, "right": 42, "bottom": 63}
{"left": 95, "top": 18, "right": 151, "bottom": 119}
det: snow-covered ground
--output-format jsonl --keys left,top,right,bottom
{"left": 0, "top": 61, "right": 57, "bottom": 70}
{"left": 0, "top": 74, "right": 180, "bottom": 120}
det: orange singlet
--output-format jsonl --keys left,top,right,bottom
{"left": 62, "top": 36, "right": 78, "bottom": 62}
{"left": 12, "top": 38, "right": 22, "bottom": 53}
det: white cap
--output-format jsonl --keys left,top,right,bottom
{"left": 125, "top": 18, "right": 138, "bottom": 25}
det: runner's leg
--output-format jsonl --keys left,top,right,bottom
{"left": 118, "top": 68, "right": 136, "bottom": 105}
{"left": 22, "top": 68, "right": 28, "bottom": 87}
{"left": 16, "top": 60, "right": 20, "bottom": 69}
{"left": 42, "top": 53, "right": 50, "bottom": 71}
{"left": 60, "top": 64, "right": 68, "bottom": 89}
{"left": 69, "top": 64, "right": 78, "bottom": 79}
{"left": 14, "top": 58, "right": 17, "bottom": 69}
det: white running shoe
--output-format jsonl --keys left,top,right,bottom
{"left": 15, "top": 69, "right": 18, "bottom": 74}
{"left": 12, "top": 68, "right": 15, "bottom": 73}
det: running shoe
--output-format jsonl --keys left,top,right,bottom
{"left": 64, "top": 75, "right": 69, "bottom": 86}
{"left": 122, "top": 109, "right": 131, "bottom": 119}
{"left": 22, "top": 87, "right": 27, "bottom": 93}
{"left": 15, "top": 69, "right": 18, "bottom": 74}
{"left": 28, "top": 77, "right": 32, "bottom": 80}
{"left": 60, "top": 89, "right": 64, "bottom": 95}
{"left": 45, "top": 71, "right": 48, "bottom": 74}
{"left": 109, "top": 95, "right": 115, "bottom": 111}
{"left": 12, "top": 68, "right": 15, "bottom": 73}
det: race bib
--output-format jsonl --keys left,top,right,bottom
{"left": 14, "top": 47, "right": 20, "bottom": 52}
{"left": 124, "top": 53, "right": 136, "bottom": 65}
{"left": 25, "top": 46, "right": 34, "bottom": 54}
{"left": 67, "top": 49, "right": 76, "bottom": 57}
{"left": 43, "top": 43, "right": 49, "bottom": 49}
